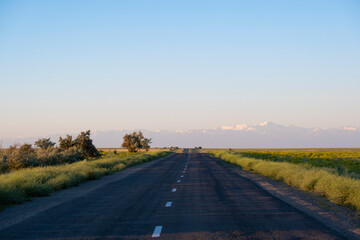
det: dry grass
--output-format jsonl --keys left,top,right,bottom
{"left": 209, "top": 150, "right": 360, "bottom": 212}
{"left": 0, "top": 151, "right": 170, "bottom": 209}
{"left": 98, "top": 148, "right": 170, "bottom": 152}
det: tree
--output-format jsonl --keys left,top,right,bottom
{"left": 59, "top": 131, "right": 100, "bottom": 158}
{"left": 142, "top": 138, "right": 151, "bottom": 152}
{"left": 59, "top": 135, "right": 75, "bottom": 151}
{"left": 74, "top": 130, "right": 101, "bottom": 158}
{"left": 19, "top": 143, "right": 35, "bottom": 154}
{"left": 6, "top": 143, "right": 36, "bottom": 170}
{"left": 122, "top": 131, "right": 152, "bottom": 152}
{"left": 35, "top": 138, "right": 55, "bottom": 149}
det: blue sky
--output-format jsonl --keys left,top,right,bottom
{"left": 1, "top": 0, "right": 359, "bottom": 138}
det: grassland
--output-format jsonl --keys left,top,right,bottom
{"left": 231, "top": 149, "right": 360, "bottom": 177}
{"left": 209, "top": 150, "right": 360, "bottom": 212}
{"left": 0, "top": 151, "right": 170, "bottom": 210}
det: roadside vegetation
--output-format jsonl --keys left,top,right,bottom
{"left": 122, "top": 131, "right": 151, "bottom": 152}
{"left": 233, "top": 150, "right": 360, "bottom": 177}
{"left": 0, "top": 130, "right": 174, "bottom": 210}
{"left": 0, "top": 130, "right": 100, "bottom": 174}
{"left": 209, "top": 150, "right": 360, "bottom": 212}
{"left": 0, "top": 151, "right": 170, "bottom": 209}
{"left": 174, "top": 148, "right": 184, "bottom": 153}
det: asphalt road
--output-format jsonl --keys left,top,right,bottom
{"left": 0, "top": 151, "right": 345, "bottom": 240}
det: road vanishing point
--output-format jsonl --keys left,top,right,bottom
{"left": 0, "top": 150, "right": 345, "bottom": 239}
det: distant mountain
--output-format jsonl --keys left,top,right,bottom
{"left": 1, "top": 122, "right": 359, "bottom": 148}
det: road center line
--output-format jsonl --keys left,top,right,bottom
{"left": 165, "top": 201, "right": 172, "bottom": 207}
{"left": 181, "top": 175, "right": 184, "bottom": 177}
{"left": 172, "top": 188, "right": 177, "bottom": 192}
{"left": 177, "top": 180, "right": 181, "bottom": 183}
{"left": 152, "top": 226, "right": 163, "bottom": 237}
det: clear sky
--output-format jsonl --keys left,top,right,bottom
{"left": 1, "top": 0, "right": 359, "bottom": 138}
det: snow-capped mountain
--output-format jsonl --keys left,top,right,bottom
{"left": 1, "top": 122, "right": 359, "bottom": 148}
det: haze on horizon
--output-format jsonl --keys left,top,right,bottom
{"left": 1, "top": 0, "right": 359, "bottom": 139}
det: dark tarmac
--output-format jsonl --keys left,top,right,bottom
{"left": 0, "top": 150, "right": 345, "bottom": 239}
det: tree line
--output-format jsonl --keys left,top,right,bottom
{"left": 0, "top": 130, "right": 152, "bottom": 173}
{"left": 0, "top": 130, "right": 100, "bottom": 173}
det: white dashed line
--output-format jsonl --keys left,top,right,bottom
{"left": 152, "top": 226, "right": 163, "bottom": 237}
{"left": 153, "top": 152, "right": 190, "bottom": 238}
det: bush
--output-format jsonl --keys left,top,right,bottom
{"left": 59, "top": 131, "right": 100, "bottom": 158}
{"left": 0, "top": 131, "right": 100, "bottom": 173}
{"left": 6, "top": 144, "right": 38, "bottom": 171}
{"left": 0, "top": 154, "right": 8, "bottom": 173}
{"left": 122, "top": 131, "right": 152, "bottom": 152}
{"left": 58, "top": 135, "right": 76, "bottom": 151}
{"left": 35, "top": 138, "right": 55, "bottom": 149}
{"left": 36, "top": 146, "right": 84, "bottom": 166}
{"left": 74, "top": 130, "right": 101, "bottom": 158}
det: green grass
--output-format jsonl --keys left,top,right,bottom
{"left": 231, "top": 150, "right": 360, "bottom": 176}
{"left": 0, "top": 151, "right": 170, "bottom": 208}
{"left": 209, "top": 150, "right": 360, "bottom": 212}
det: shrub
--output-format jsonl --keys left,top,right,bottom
{"left": 6, "top": 144, "right": 38, "bottom": 171}
{"left": 0, "top": 154, "right": 8, "bottom": 173}
{"left": 58, "top": 135, "right": 75, "bottom": 151}
{"left": 0, "top": 130, "right": 100, "bottom": 173}
{"left": 74, "top": 130, "right": 101, "bottom": 158}
{"left": 122, "top": 131, "right": 152, "bottom": 152}
{"left": 35, "top": 138, "right": 56, "bottom": 149}
{"left": 59, "top": 131, "right": 100, "bottom": 158}
{"left": 36, "top": 146, "right": 84, "bottom": 166}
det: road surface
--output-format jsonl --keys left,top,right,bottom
{"left": 0, "top": 151, "right": 344, "bottom": 239}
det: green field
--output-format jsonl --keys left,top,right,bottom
{"left": 231, "top": 149, "right": 360, "bottom": 177}
{"left": 208, "top": 149, "right": 360, "bottom": 212}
